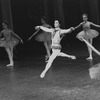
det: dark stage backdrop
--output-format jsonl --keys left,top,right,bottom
{"left": 0, "top": 0, "right": 13, "bottom": 29}
{"left": 0, "top": 1, "right": 2, "bottom": 29}
{"left": 0, "top": 0, "right": 100, "bottom": 57}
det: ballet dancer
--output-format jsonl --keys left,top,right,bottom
{"left": 36, "top": 20, "right": 76, "bottom": 78}
{"left": 74, "top": 14, "right": 100, "bottom": 60}
{"left": 29, "top": 17, "right": 52, "bottom": 62}
{"left": 0, "top": 21, "right": 23, "bottom": 66}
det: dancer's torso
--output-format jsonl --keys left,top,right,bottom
{"left": 52, "top": 29, "right": 61, "bottom": 43}
{"left": 82, "top": 21, "right": 90, "bottom": 32}
{"left": 1, "top": 29, "right": 12, "bottom": 41}
{"left": 51, "top": 29, "right": 62, "bottom": 49}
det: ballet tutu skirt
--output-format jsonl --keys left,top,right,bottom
{"left": 76, "top": 29, "right": 99, "bottom": 40}
{"left": 35, "top": 32, "right": 51, "bottom": 42}
{"left": 0, "top": 37, "right": 19, "bottom": 48}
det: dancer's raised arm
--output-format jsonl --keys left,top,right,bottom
{"left": 60, "top": 27, "right": 74, "bottom": 35}
{"left": 74, "top": 22, "right": 83, "bottom": 30}
{"left": 35, "top": 26, "right": 53, "bottom": 33}
{"left": 90, "top": 22, "right": 100, "bottom": 28}
{"left": 11, "top": 31, "right": 23, "bottom": 43}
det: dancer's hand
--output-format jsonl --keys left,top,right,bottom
{"left": 35, "top": 26, "right": 40, "bottom": 30}
{"left": 70, "top": 27, "right": 75, "bottom": 31}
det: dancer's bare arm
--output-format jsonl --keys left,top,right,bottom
{"left": 35, "top": 26, "right": 53, "bottom": 33}
{"left": 90, "top": 22, "right": 100, "bottom": 28}
{"left": 11, "top": 31, "right": 23, "bottom": 43}
{"left": 60, "top": 27, "right": 74, "bottom": 35}
{"left": 74, "top": 22, "right": 83, "bottom": 30}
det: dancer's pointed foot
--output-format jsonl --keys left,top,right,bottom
{"left": 7, "top": 63, "right": 14, "bottom": 67}
{"left": 45, "top": 55, "right": 49, "bottom": 60}
{"left": 45, "top": 60, "right": 49, "bottom": 63}
{"left": 86, "top": 57, "right": 93, "bottom": 60}
{"left": 70, "top": 56, "right": 76, "bottom": 60}
{"left": 40, "top": 71, "right": 46, "bottom": 78}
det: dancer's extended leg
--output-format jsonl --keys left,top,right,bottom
{"left": 58, "top": 52, "right": 76, "bottom": 59}
{"left": 40, "top": 49, "right": 60, "bottom": 78}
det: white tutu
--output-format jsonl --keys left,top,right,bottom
{"left": 0, "top": 37, "right": 19, "bottom": 48}
{"left": 35, "top": 32, "right": 51, "bottom": 42}
{"left": 77, "top": 29, "right": 99, "bottom": 40}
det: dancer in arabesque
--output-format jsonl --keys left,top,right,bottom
{"left": 36, "top": 20, "right": 76, "bottom": 78}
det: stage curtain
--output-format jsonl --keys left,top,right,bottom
{"left": 88, "top": 0, "right": 99, "bottom": 23}
{"left": 53, "top": 0, "right": 65, "bottom": 28}
{"left": 80, "top": 0, "right": 99, "bottom": 24}
{"left": 0, "top": 0, "right": 13, "bottom": 30}
{"left": 43, "top": 0, "right": 65, "bottom": 27}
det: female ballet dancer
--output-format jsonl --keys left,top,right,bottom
{"left": 74, "top": 14, "right": 100, "bottom": 60}
{"left": 36, "top": 20, "right": 76, "bottom": 78}
{"left": 35, "top": 17, "right": 52, "bottom": 62}
{"left": 0, "top": 21, "right": 23, "bottom": 66}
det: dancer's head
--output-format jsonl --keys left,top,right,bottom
{"left": 2, "top": 21, "right": 8, "bottom": 29}
{"left": 54, "top": 20, "right": 60, "bottom": 28}
{"left": 41, "top": 16, "right": 46, "bottom": 24}
{"left": 82, "top": 14, "right": 88, "bottom": 21}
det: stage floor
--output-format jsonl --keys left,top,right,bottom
{"left": 0, "top": 54, "right": 100, "bottom": 100}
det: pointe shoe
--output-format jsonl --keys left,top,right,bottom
{"left": 45, "top": 60, "right": 49, "bottom": 63}
{"left": 7, "top": 63, "right": 14, "bottom": 67}
{"left": 71, "top": 56, "right": 76, "bottom": 60}
{"left": 86, "top": 57, "right": 93, "bottom": 60}
{"left": 40, "top": 72, "right": 45, "bottom": 78}
{"left": 45, "top": 55, "right": 49, "bottom": 60}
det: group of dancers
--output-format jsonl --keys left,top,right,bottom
{"left": 1, "top": 14, "right": 100, "bottom": 78}
{"left": 34, "top": 14, "right": 100, "bottom": 78}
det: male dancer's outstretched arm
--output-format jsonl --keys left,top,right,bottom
{"left": 60, "top": 27, "right": 74, "bottom": 35}
{"left": 35, "top": 26, "right": 53, "bottom": 33}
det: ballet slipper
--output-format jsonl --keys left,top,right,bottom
{"left": 70, "top": 56, "right": 76, "bottom": 60}
{"left": 45, "top": 55, "right": 49, "bottom": 60}
{"left": 40, "top": 71, "right": 46, "bottom": 78}
{"left": 7, "top": 62, "right": 14, "bottom": 67}
{"left": 86, "top": 56, "right": 93, "bottom": 60}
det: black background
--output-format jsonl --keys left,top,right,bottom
{"left": 0, "top": 0, "right": 100, "bottom": 58}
